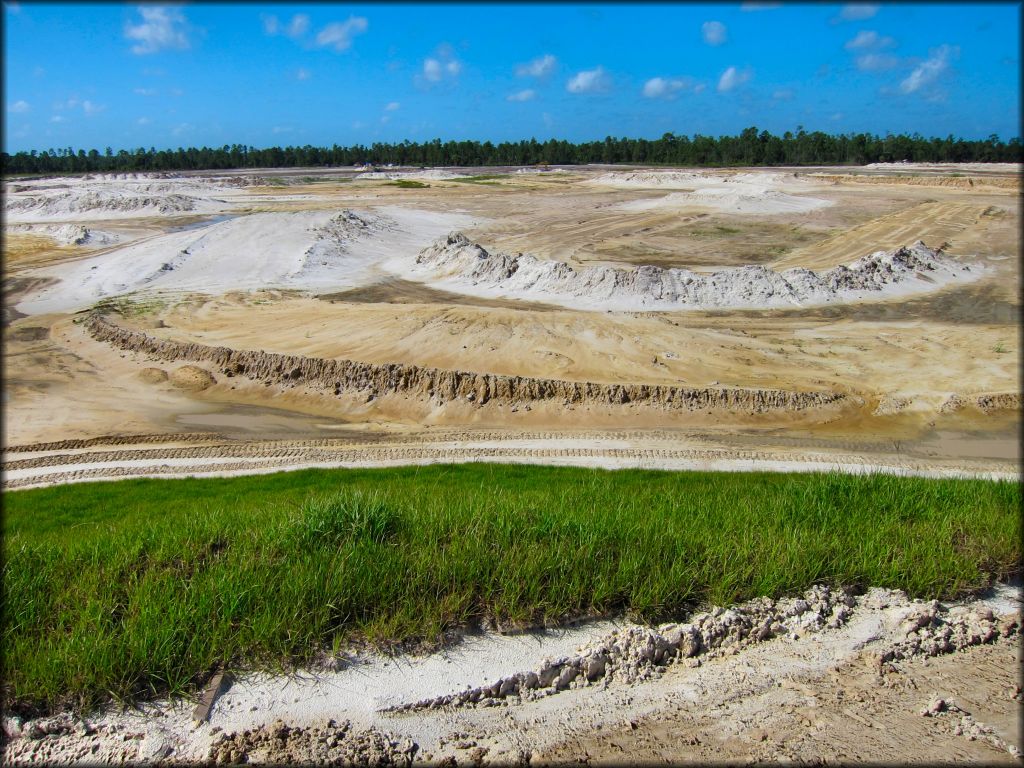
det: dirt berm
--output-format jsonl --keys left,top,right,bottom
{"left": 86, "top": 313, "right": 848, "bottom": 414}
{"left": 809, "top": 174, "right": 1019, "bottom": 190}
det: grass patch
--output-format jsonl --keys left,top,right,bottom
{"left": 89, "top": 295, "right": 166, "bottom": 318}
{"left": 2, "top": 465, "right": 1018, "bottom": 715}
{"left": 451, "top": 174, "right": 505, "bottom": 185}
{"left": 387, "top": 179, "right": 430, "bottom": 189}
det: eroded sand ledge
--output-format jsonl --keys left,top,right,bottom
{"left": 85, "top": 313, "right": 849, "bottom": 414}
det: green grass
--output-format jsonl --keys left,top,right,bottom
{"left": 2, "top": 465, "right": 1018, "bottom": 715}
{"left": 451, "top": 174, "right": 505, "bottom": 185}
{"left": 387, "top": 179, "right": 430, "bottom": 189}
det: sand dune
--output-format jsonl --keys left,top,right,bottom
{"left": 15, "top": 207, "right": 477, "bottom": 315}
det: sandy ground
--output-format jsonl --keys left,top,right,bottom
{"left": 3, "top": 583, "right": 1020, "bottom": 765}
{"left": 2, "top": 164, "right": 1020, "bottom": 763}
{"left": 4, "top": 165, "right": 1019, "bottom": 447}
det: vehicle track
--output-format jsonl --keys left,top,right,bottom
{"left": 4, "top": 438, "right": 1016, "bottom": 490}
{"left": 773, "top": 201, "right": 992, "bottom": 270}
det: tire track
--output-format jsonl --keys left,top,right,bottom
{"left": 5, "top": 443, "right": 1016, "bottom": 490}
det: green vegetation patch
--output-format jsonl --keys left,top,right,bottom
{"left": 2, "top": 465, "right": 1018, "bottom": 715}
{"left": 387, "top": 179, "right": 430, "bottom": 189}
{"left": 451, "top": 174, "right": 505, "bottom": 185}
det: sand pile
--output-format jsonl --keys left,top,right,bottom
{"left": 409, "top": 233, "right": 980, "bottom": 311}
{"left": 355, "top": 169, "right": 468, "bottom": 181}
{"left": 616, "top": 187, "right": 831, "bottom": 215}
{"left": 590, "top": 170, "right": 832, "bottom": 215}
{"left": 169, "top": 365, "right": 216, "bottom": 391}
{"left": 16, "top": 207, "right": 476, "bottom": 315}
{"left": 1, "top": 174, "right": 254, "bottom": 223}
{"left": 7, "top": 223, "right": 120, "bottom": 246}
{"left": 4, "top": 190, "right": 207, "bottom": 220}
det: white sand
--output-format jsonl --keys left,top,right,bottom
{"left": 615, "top": 188, "right": 832, "bottom": 215}
{"left": 5, "top": 452, "right": 1015, "bottom": 491}
{"left": 404, "top": 233, "right": 984, "bottom": 312}
{"left": 590, "top": 170, "right": 833, "bottom": 215}
{"left": 3, "top": 174, "right": 248, "bottom": 223}
{"left": 863, "top": 162, "right": 1022, "bottom": 174}
{"left": 3, "top": 583, "right": 1018, "bottom": 763}
{"left": 7, "top": 222, "right": 120, "bottom": 246}
{"left": 354, "top": 169, "right": 469, "bottom": 181}
{"left": 15, "top": 206, "right": 478, "bottom": 315}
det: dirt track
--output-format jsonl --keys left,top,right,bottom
{"left": 772, "top": 201, "right": 1001, "bottom": 269}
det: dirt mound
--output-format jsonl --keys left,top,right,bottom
{"left": 138, "top": 367, "right": 169, "bottom": 384}
{"left": 170, "top": 365, "right": 216, "bottom": 391}
{"left": 411, "top": 233, "right": 980, "bottom": 311}
{"left": 209, "top": 719, "right": 417, "bottom": 765}
{"left": 7, "top": 223, "right": 119, "bottom": 246}
{"left": 810, "top": 174, "right": 1019, "bottom": 190}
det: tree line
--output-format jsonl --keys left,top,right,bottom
{"left": 3, "top": 127, "right": 1020, "bottom": 175}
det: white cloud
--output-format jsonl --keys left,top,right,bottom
{"left": 172, "top": 122, "right": 192, "bottom": 136}
{"left": 855, "top": 53, "right": 900, "bottom": 71}
{"left": 137, "top": 116, "right": 151, "bottom": 125}
{"left": 740, "top": 2, "right": 780, "bottom": 9}
{"left": 515, "top": 53, "right": 556, "bottom": 78}
{"left": 133, "top": 87, "right": 157, "bottom": 96}
{"left": 567, "top": 66, "right": 610, "bottom": 94}
{"left": 423, "top": 58, "right": 443, "bottom": 82}
{"left": 507, "top": 89, "right": 536, "bottom": 102}
{"left": 82, "top": 100, "right": 104, "bottom": 115}
{"left": 838, "top": 4, "right": 878, "bottom": 21}
{"left": 170, "top": 87, "right": 184, "bottom": 97}
{"left": 900, "top": 44, "right": 957, "bottom": 94}
{"left": 717, "top": 66, "right": 752, "bottom": 92}
{"left": 286, "top": 14, "right": 309, "bottom": 38}
{"left": 272, "top": 125, "right": 293, "bottom": 134}
{"left": 261, "top": 13, "right": 279, "bottom": 35}
{"left": 314, "top": 17, "right": 368, "bottom": 52}
{"left": 830, "top": 112, "right": 844, "bottom": 121}
{"left": 772, "top": 88, "right": 794, "bottom": 100}
{"left": 9, "top": 99, "right": 30, "bottom": 113}
{"left": 384, "top": 101, "right": 400, "bottom": 111}
{"left": 49, "top": 115, "right": 65, "bottom": 123}
{"left": 296, "top": 68, "right": 311, "bottom": 81}
{"left": 694, "top": 83, "right": 707, "bottom": 94}
{"left": 125, "top": 5, "right": 190, "bottom": 55}
{"left": 702, "top": 21, "right": 727, "bottom": 46}
{"left": 845, "top": 30, "right": 895, "bottom": 50}
{"left": 420, "top": 47, "right": 461, "bottom": 84}
{"left": 642, "top": 77, "right": 695, "bottom": 99}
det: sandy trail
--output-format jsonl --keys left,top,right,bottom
{"left": 3, "top": 584, "right": 1019, "bottom": 765}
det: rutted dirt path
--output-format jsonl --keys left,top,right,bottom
{"left": 4, "top": 431, "right": 1017, "bottom": 490}
{"left": 772, "top": 201, "right": 998, "bottom": 270}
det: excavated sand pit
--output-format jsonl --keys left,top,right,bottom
{"left": 2, "top": 163, "right": 1020, "bottom": 763}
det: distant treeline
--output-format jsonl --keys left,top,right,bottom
{"left": 3, "top": 127, "right": 1021, "bottom": 175}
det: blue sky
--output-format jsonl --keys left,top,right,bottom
{"left": 3, "top": 2, "right": 1020, "bottom": 153}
